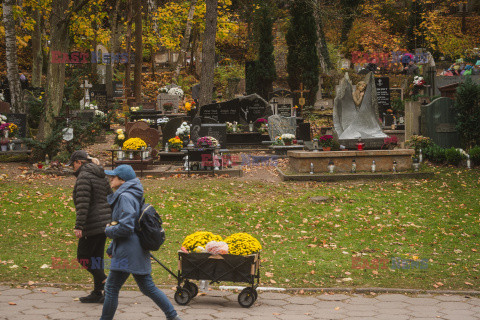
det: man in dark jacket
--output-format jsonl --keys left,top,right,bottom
{"left": 68, "top": 150, "right": 112, "bottom": 303}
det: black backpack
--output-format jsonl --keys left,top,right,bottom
{"left": 135, "top": 199, "right": 165, "bottom": 251}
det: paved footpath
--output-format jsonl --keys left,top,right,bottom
{"left": 1, "top": 285, "right": 480, "bottom": 320}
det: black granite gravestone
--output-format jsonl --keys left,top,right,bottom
{"left": 277, "top": 104, "right": 292, "bottom": 117}
{"left": 375, "top": 77, "right": 390, "bottom": 114}
{"left": 199, "top": 124, "right": 227, "bottom": 148}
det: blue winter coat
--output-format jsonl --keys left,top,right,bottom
{"left": 105, "top": 178, "right": 151, "bottom": 275}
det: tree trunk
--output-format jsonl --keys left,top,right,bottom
{"left": 31, "top": 9, "right": 43, "bottom": 88}
{"left": 198, "top": 0, "right": 218, "bottom": 109}
{"left": 3, "top": 0, "right": 24, "bottom": 113}
{"left": 125, "top": 0, "right": 133, "bottom": 98}
{"left": 106, "top": 0, "right": 121, "bottom": 99}
{"left": 134, "top": 0, "right": 143, "bottom": 103}
{"left": 37, "top": 0, "right": 90, "bottom": 141}
{"left": 174, "top": 0, "right": 198, "bottom": 81}
{"left": 313, "top": 0, "right": 331, "bottom": 73}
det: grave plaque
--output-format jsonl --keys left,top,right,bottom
{"left": 247, "top": 97, "right": 267, "bottom": 122}
{"left": 277, "top": 104, "right": 292, "bottom": 117}
{"left": 390, "top": 88, "right": 403, "bottom": 102}
{"left": 200, "top": 103, "right": 220, "bottom": 122}
{"left": 7, "top": 113, "right": 27, "bottom": 138}
{"left": 90, "top": 84, "right": 108, "bottom": 110}
{"left": 199, "top": 124, "right": 227, "bottom": 148}
{"left": 375, "top": 77, "right": 390, "bottom": 113}
{"left": 218, "top": 101, "right": 240, "bottom": 123}
{"left": 113, "top": 81, "right": 124, "bottom": 98}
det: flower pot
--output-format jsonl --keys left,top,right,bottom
{"left": 170, "top": 149, "right": 179, "bottom": 153}
{"left": 284, "top": 141, "right": 292, "bottom": 146}
{"left": 322, "top": 147, "right": 331, "bottom": 151}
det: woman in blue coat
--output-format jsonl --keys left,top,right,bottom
{"left": 100, "top": 165, "right": 181, "bottom": 320}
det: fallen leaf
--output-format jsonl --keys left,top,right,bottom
{"left": 8, "top": 302, "right": 16, "bottom": 305}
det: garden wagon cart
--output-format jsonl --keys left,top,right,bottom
{"left": 150, "top": 251, "right": 261, "bottom": 308}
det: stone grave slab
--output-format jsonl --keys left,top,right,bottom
{"left": 129, "top": 126, "right": 161, "bottom": 149}
{"left": 157, "top": 94, "right": 180, "bottom": 114}
{"left": 267, "top": 115, "right": 297, "bottom": 140}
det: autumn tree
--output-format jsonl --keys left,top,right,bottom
{"left": 286, "top": 0, "right": 319, "bottom": 106}
{"left": 3, "top": 0, "right": 24, "bottom": 113}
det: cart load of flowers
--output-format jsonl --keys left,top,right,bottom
{"left": 122, "top": 137, "right": 147, "bottom": 150}
{"left": 181, "top": 231, "right": 261, "bottom": 256}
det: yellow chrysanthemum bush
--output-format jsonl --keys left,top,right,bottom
{"left": 182, "top": 231, "right": 223, "bottom": 252}
{"left": 224, "top": 233, "right": 262, "bottom": 256}
{"left": 122, "top": 137, "right": 147, "bottom": 150}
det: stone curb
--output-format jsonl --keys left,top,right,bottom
{"left": 3, "top": 282, "right": 479, "bottom": 296}
{"left": 276, "top": 167, "right": 435, "bottom": 182}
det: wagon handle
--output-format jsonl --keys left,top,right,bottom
{"left": 150, "top": 253, "right": 179, "bottom": 280}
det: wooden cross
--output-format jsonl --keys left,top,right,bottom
{"left": 293, "top": 82, "right": 310, "bottom": 115}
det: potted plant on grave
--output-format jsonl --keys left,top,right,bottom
{"left": 114, "top": 129, "right": 127, "bottom": 160}
{"left": 255, "top": 118, "right": 268, "bottom": 134}
{"left": 382, "top": 136, "right": 398, "bottom": 150}
{"left": 122, "top": 137, "right": 147, "bottom": 159}
{"left": 175, "top": 122, "right": 190, "bottom": 145}
{"left": 163, "top": 102, "right": 174, "bottom": 113}
{"left": 281, "top": 133, "right": 295, "bottom": 145}
{"left": 318, "top": 134, "right": 334, "bottom": 151}
{"left": 196, "top": 136, "right": 219, "bottom": 148}
{"left": 168, "top": 136, "right": 183, "bottom": 152}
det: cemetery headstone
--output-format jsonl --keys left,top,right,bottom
{"left": 200, "top": 101, "right": 241, "bottom": 123}
{"left": 390, "top": 88, "right": 403, "bottom": 102}
{"left": 112, "top": 81, "right": 124, "bottom": 98}
{"left": 90, "top": 84, "right": 108, "bottom": 110}
{"left": 129, "top": 125, "right": 161, "bottom": 149}
{"left": 199, "top": 124, "right": 227, "bottom": 148}
{"left": 7, "top": 113, "right": 27, "bottom": 138}
{"left": 237, "top": 93, "right": 270, "bottom": 123}
{"left": 267, "top": 115, "right": 297, "bottom": 141}
{"left": 297, "top": 122, "right": 311, "bottom": 141}
{"left": 126, "top": 121, "right": 150, "bottom": 137}
{"left": 190, "top": 117, "right": 202, "bottom": 142}
{"left": 72, "top": 110, "right": 95, "bottom": 123}
{"left": 375, "top": 77, "right": 390, "bottom": 114}
{"left": 157, "top": 93, "right": 180, "bottom": 113}
{"left": 162, "top": 117, "right": 189, "bottom": 144}
{"left": 420, "top": 97, "right": 460, "bottom": 148}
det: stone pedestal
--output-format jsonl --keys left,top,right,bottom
{"left": 288, "top": 149, "right": 415, "bottom": 173}
{"left": 405, "top": 101, "right": 421, "bottom": 141}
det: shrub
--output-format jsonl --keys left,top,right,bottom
{"left": 424, "top": 144, "right": 446, "bottom": 164}
{"left": 445, "top": 147, "right": 464, "bottom": 166}
{"left": 469, "top": 146, "right": 480, "bottom": 166}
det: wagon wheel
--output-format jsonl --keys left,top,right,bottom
{"left": 183, "top": 281, "right": 199, "bottom": 298}
{"left": 252, "top": 289, "right": 258, "bottom": 301}
{"left": 238, "top": 288, "right": 256, "bottom": 308}
{"left": 174, "top": 288, "right": 191, "bottom": 305}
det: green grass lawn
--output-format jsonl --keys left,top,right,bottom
{"left": 1, "top": 167, "right": 479, "bottom": 290}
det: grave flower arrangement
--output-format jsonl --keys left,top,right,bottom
{"left": 196, "top": 136, "right": 219, "bottom": 148}
{"left": 255, "top": 118, "right": 268, "bottom": 134}
{"left": 168, "top": 87, "right": 184, "bottom": 97}
{"left": 382, "top": 136, "right": 398, "bottom": 150}
{"left": 114, "top": 129, "right": 126, "bottom": 148}
{"left": 122, "top": 137, "right": 147, "bottom": 150}
{"left": 273, "top": 136, "right": 284, "bottom": 145}
{"left": 130, "top": 106, "right": 142, "bottom": 112}
{"left": 168, "top": 136, "right": 183, "bottom": 151}
{"left": 175, "top": 122, "right": 190, "bottom": 139}
{"left": 0, "top": 114, "right": 7, "bottom": 125}
{"left": 281, "top": 133, "right": 295, "bottom": 144}
{"left": 318, "top": 135, "right": 334, "bottom": 148}
{"left": 86, "top": 103, "right": 98, "bottom": 110}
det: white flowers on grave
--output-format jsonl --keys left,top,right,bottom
{"left": 176, "top": 122, "right": 190, "bottom": 137}
{"left": 0, "top": 114, "right": 6, "bottom": 125}
{"left": 130, "top": 106, "right": 141, "bottom": 112}
{"left": 87, "top": 103, "right": 98, "bottom": 110}
{"left": 157, "top": 117, "right": 169, "bottom": 124}
{"left": 168, "top": 87, "right": 184, "bottom": 97}
{"left": 94, "top": 110, "right": 105, "bottom": 117}
{"left": 281, "top": 133, "right": 295, "bottom": 141}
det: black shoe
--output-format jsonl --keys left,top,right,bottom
{"left": 79, "top": 291, "right": 104, "bottom": 303}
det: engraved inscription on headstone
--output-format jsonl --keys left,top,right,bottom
{"left": 375, "top": 77, "right": 390, "bottom": 113}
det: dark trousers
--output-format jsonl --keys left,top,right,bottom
{"left": 77, "top": 233, "right": 107, "bottom": 293}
